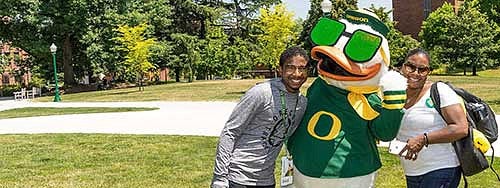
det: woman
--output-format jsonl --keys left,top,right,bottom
{"left": 396, "top": 48, "right": 468, "bottom": 188}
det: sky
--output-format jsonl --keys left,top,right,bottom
{"left": 282, "top": 0, "right": 393, "bottom": 20}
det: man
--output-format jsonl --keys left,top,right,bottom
{"left": 211, "top": 46, "right": 309, "bottom": 188}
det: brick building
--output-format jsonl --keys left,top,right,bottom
{"left": 392, "top": 0, "right": 464, "bottom": 39}
{"left": 0, "top": 43, "right": 31, "bottom": 86}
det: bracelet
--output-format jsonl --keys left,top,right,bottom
{"left": 423, "top": 133, "right": 429, "bottom": 147}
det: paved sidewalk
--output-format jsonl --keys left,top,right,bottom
{"left": 0, "top": 100, "right": 236, "bottom": 136}
{"left": 0, "top": 100, "right": 499, "bottom": 157}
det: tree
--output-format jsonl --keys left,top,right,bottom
{"left": 1, "top": 0, "right": 174, "bottom": 86}
{"left": 220, "top": 0, "right": 280, "bottom": 39}
{"left": 81, "top": 0, "right": 131, "bottom": 82}
{"left": 420, "top": 3, "right": 460, "bottom": 69}
{"left": 255, "top": 4, "right": 297, "bottom": 76}
{"left": 82, "top": 0, "right": 173, "bottom": 83}
{"left": 477, "top": 0, "right": 500, "bottom": 66}
{"left": 197, "top": 24, "right": 226, "bottom": 79}
{"left": 169, "top": 33, "right": 200, "bottom": 82}
{"left": 454, "top": 0, "right": 498, "bottom": 75}
{"left": 421, "top": 2, "right": 498, "bottom": 75}
{"left": 113, "top": 23, "right": 157, "bottom": 88}
{"left": 0, "top": 0, "right": 56, "bottom": 85}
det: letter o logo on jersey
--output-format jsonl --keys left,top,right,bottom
{"left": 307, "top": 111, "right": 341, "bottom": 140}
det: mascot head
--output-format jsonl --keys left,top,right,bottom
{"left": 310, "top": 9, "right": 390, "bottom": 89}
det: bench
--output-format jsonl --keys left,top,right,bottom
{"left": 13, "top": 88, "right": 26, "bottom": 100}
{"left": 14, "top": 87, "right": 42, "bottom": 100}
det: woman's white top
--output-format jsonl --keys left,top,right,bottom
{"left": 396, "top": 82, "right": 461, "bottom": 176}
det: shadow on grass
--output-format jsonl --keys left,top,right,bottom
{"left": 105, "top": 90, "right": 144, "bottom": 96}
{"left": 226, "top": 91, "right": 246, "bottom": 95}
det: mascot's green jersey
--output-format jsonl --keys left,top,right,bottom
{"left": 287, "top": 9, "right": 407, "bottom": 181}
{"left": 287, "top": 78, "right": 404, "bottom": 178}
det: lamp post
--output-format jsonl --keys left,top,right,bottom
{"left": 320, "top": 0, "right": 332, "bottom": 17}
{"left": 50, "top": 43, "right": 61, "bottom": 102}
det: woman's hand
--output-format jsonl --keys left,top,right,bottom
{"left": 399, "top": 134, "right": 426, "bottom": 160}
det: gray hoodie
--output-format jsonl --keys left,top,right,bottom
{"left": 211, "top": 78, "right": 307, "bottom": 187}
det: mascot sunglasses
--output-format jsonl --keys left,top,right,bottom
{"left": 311, "top": 18, "right": 382, "bottom": 63}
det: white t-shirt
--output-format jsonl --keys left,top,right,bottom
{"left": 396, "top": 82, "right": 461, "bottom": 176}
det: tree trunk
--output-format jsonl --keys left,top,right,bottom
{"left": 200, "top": 18, "right": 206, "bottom": 39}
{"left": 63, "top": 34, "right": 75, "bottom": 86}
{"left": 175, "top": 68, "right": 181, "bottom": 82}
{"left": 463, "top": 67, "right": 466, "bottom": 76}
{"left": 137, "top": 73, "right": 144, "bottom": 91}
{"left": 472, "top": 64, "right": 477, "bottom": 76}
{"left": 187, "top": 66, "right": 193, "bottom": 82}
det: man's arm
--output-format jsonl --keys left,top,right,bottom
{"left": 211, "top": 87, "right": 263, "bottom": 188}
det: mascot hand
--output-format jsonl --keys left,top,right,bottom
{"left": 379, "top": 71, "right": 407, "bottom": 110}
{"left": 379, "top": 70, "right": 407, "bottom": 92}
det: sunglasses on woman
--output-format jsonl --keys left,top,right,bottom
{"left": 403, "top": 62, "right": 431, "bottom": 75}
{"left": 310, "top": 18, "right": 382, "bottom": 63}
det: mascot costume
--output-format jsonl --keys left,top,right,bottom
{"left": 287, "top": 9, "right": 407, "bottom": 187}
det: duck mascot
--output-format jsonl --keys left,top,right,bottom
{"left": 286, "top": 9, "right": 407, "bottom": 187}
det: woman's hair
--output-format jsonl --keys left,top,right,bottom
{"left": 279, "top": 46, "right": 310, "bottom": 66}
{"left": 404, "top": 48, "right": 431, "bottom": 63}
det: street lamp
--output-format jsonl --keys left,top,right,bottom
{"left": 50, "top": 43, "right": 61, "bottom": 102}
{"left": 320, "top": 0, "right": 332, "bottom": 17}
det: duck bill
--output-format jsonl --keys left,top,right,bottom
{"left": 311, "top": 46, "right": 381, "bottom": 81}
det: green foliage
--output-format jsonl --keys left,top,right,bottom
{"left": 478, "top": 0, "right": 500, "bottom": 24}
{"left": 114, "top": 23, "right": 157, "bottom": 82}
{"left": 476, "top": 0, "right": 500, "bottom": 66}
{"left": 255, "top": 4, "right": 297, "bottom": 70}
{"left": 454, "top": 1, "right": 498, "bottom": 73}
{"left": 0, "top": 84, "right": 21, "bottom": 97}
{"left": 0, "top": 0, "right": 54, "bottom": 82}
{"left": 421, "top": 2, "right": 499, "bottom": 75}
{"left": 387, "top": 30, "right": 420, "bottom": 67}
{"left": 169, "top": 33, "right": 200, "bottom": 82}
{"left": 226, "top": 38, "right": 261, "bottom": 78}
{"left": 220, "top": 0, "right": 280, "bottom": 38}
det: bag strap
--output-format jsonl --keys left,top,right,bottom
{"left": 491, "top": 147, "right": 500, "bottom": 181}
{"left": 430, "top": 81, "right": 469, "bottom": 188}
{"left": 430, "top": 82, "right": 442, "bottom": 114}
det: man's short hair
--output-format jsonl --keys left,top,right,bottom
{"left": 279, "top": 46, "right": 310, "bottom": 66}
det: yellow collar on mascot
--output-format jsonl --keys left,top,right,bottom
{"left": 320, "top": 75, "right": 380, "bottom": 120}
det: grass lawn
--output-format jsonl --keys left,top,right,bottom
{"left": 34, "top": 79, "right": 267, "bottom": 102}
{"left": 31, "top": 69, "right": 500, "bottom": 112}
{"left": 0, "top": 134, "right": 498, "bottom": 187}
{"left": 2, "top": 69, "right": 498, "bottom": 187}
{"left": 0, "top": 107, "right": 158, "bottom": 119}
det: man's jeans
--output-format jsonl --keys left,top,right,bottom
{"left": 406, "top": 167, "right": 461, "bottom": 188}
